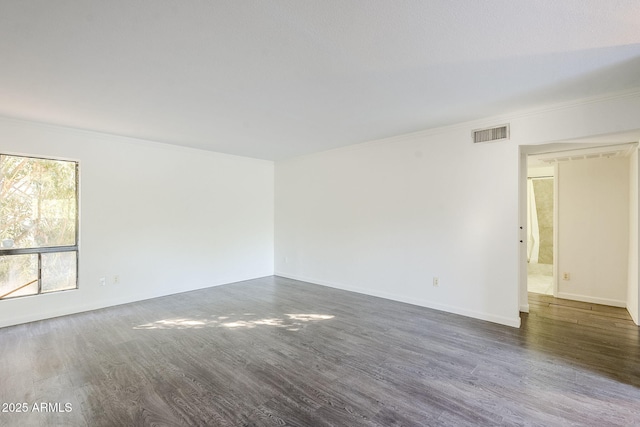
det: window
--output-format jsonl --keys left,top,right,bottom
{"left": 0, "top": 154, "right": 78, "bottom": 299}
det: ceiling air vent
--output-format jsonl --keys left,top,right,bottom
{"left": 472, "top": 124, "right": 510, "bottom": 143}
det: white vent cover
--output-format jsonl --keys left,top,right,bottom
{"left": 472, "top": 124, "right": 510, "bottom": 143}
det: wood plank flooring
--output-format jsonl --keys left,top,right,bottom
{"left": 0, "top": 277, "right": 638, "bottom": 426}
{"left": 528, "top": 292, "right": 637, "bottom": 330}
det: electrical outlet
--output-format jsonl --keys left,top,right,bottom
{"left": 433, "top": 277, "right": 439, "bottom": 287}
{"left": 562, "top": 272, "right": 570, "bottom": 281}
{"left": 113, "top": 275, "right": 120, "bottom": 284}
{"left": 99, "top": 277, "right": 106, "bottom": 286}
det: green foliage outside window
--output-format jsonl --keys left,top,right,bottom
{"left": 0, "top": 154, "right": 78, "bottom": 299}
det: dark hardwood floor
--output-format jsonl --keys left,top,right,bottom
{"left": 0, "top": 277, "right": 638, "bottom": 426}
{"left": 528, "top": 292, "right": 637, "bottom": 329}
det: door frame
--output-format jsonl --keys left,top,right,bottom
{"left": 518, "top": 141, "right": 640, "bottom": 322}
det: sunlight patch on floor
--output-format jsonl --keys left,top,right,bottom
{"left": 134, "top": 313, "right": 335, "bottom": 330}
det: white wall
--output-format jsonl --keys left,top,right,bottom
{"left": 556, "top": 157, "right": 629, "bottom": 306}
{"left": 276, "top": 91, "right": 640, "bottom": 327}
{"left": 0, "top": 118, "right": 274, "bottom": 328}
{"left": 3, "top": 91, "right": 638, "bottom": 330}
{"left": 275, "top": 129, "right": 520, "bottom": 326}
{"left": 628, "top": 147, "right": 639, "bottom": 322}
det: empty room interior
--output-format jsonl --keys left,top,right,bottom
{"left": 1, "top": 1, "right": 639, "bottom": 426}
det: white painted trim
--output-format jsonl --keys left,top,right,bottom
{"left": 0, "top": 275, "right": 273, "bottom": 329}
{"left": 553, "top": 162, "right": 559, "bottom": 297}
{"left": 0, "top": 115, "right": 272, "bottom": 165}
{"left": 628, "top": 143, "right": 640, "bottom": 326}
{"left": 519, "top": 149, "right": 529, "bottom": 314}
{"left": 276, "top": 273, "right": 522, "bottom": 328}
{"left": 555, "top": 292, "right": 626, "bottom": 308}
{"left": 278, "top": 88, "right": 640, "bottom": 164}
{"left": 520, "top": 304, "right": 530, "bottom": 313}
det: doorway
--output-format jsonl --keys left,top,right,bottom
{"left": 520, "top": 141, "right": 640, "bottom": 324}
{"left": 526, "top": 165, "right": 554, "bottom": 295}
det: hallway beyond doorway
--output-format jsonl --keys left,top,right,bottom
{"left": 527, "top": 292, "right": 635, "bottom": 330}
{"left": 527, "top": 263, "right": 553, "bottom": 295}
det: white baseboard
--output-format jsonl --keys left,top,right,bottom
{"left": 275, "top": 272, "right": 521, "bottom": 328}
{"left": 520, "top": 304, "right": 530, "bottom": 313}
{"left": 0, "top": 274, "right": 273, "bottom": 329}
{"left": 555, "top": 292, "right": 626, "bottom": 308}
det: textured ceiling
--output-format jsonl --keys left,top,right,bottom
{"left": 1, "top": 1, "right": 639, "bottom": 160}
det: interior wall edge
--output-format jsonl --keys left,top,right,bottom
{"left": 278, "top": 88, "right": 640, "bottom": 165}
{"left": 0, "top": 274, "right": 273, "bottom": 329}
{"left": 554, "top": 292, "right": 626, "bottom": 308}
{"left": 0, "top": 114, "right": 274, "bottom": 165}
{"left": 274, "top": 273, "right": 522, "bottom": 328}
